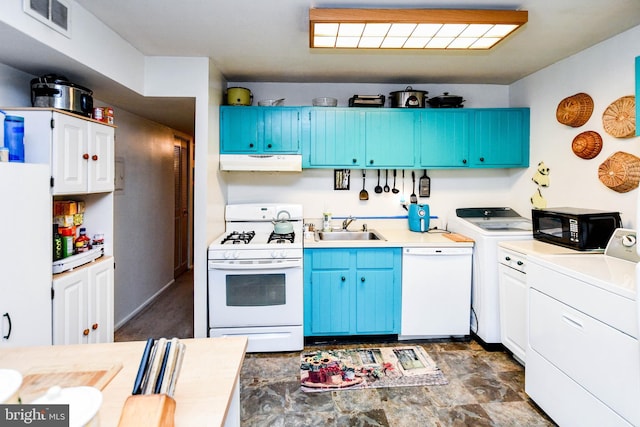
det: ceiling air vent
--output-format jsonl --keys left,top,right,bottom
{"left": 23, "top": 0, "right": 71, "bottom": 37}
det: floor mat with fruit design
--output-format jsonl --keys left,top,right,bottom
{"left": 300, "top": 345, "right": 448, "bottom": 392}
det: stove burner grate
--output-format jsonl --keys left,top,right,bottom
{"left": 221, "top": 231, "right": 255, "bottom": 244}
{"left": 268, "top": 231, "right": 295, "bottom": 244}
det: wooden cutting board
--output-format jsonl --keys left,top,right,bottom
{"left": 17, "top": 363, "right": 122, "bottom": 403}
{"left": 444, "top": 233, "right": 474, "bottom": 243}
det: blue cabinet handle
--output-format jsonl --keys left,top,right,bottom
{"left": 361, "top": 277, "right": 365, "bottom": 282}
{"left": 341, "top": 276, "right": 346, "bottom": 281}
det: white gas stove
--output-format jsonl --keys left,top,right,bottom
{"left": 207, "top": 203, "right": 304, "bottom": 352}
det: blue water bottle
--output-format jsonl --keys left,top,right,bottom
{"left": 3, "top": 114, "right": 25, "bottom": 163}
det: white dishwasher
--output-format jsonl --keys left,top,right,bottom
{"left": 399, "top": 246, "right": 473, "bottom": 340}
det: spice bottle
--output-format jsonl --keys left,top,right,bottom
{"left": 75, "top": 227, "right": 91, "bottom": 253}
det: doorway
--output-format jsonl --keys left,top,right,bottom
{"left": 174, "top": 135, "right": 192, "bottom": 277}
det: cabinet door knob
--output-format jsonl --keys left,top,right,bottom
{"left": 462, "top": 159, "right": 467, "bottom": 164}
{"left": 479, "top": 157, "right": 485, "bottom": 162}
{"left": 341, "top": 276, "right": 346, "bottom": 282}
{"left": 517, "top": 261, "right": 524, "bottom": 266}
{"left": 82, "top": 153, "right": 89, "bottom": 160}
{"left": 369, "top": 160, "right": 374, "bottom": 165}
{"left": 83, "top": 329, "right": 90, "bottom": 336}
{"left": 505, "top": 256, "right": 511, "bottom": 261}
{"left": 92, "top": 155, "right": 98, "bottom": 161}
{"left": 92, "top": 323, "right": 99, "bottom": 330}
{"left": 267, "top": 144, "right": 272, "bottom": 149}
{"left": 360, "top": 277, "right": 365, "bottom": 282}
{"left": 2, "top": 312, "right": 11, "bottom": 340}
{"left": 352, "top": 158, "right": 357, "bottom": 164}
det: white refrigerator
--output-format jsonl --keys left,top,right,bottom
{"left": 0, "top": 162, "right": 52, "bottom": 346}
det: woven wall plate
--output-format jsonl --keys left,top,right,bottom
{"left": 602, "top": 95, "right": 636, "bottom": 138}
{"left": 556, "top": 93, "right": 594, "bottom": 127}
{"left": 571, "top": 131, "right": 602, "bottom": 159}
{"left": 598, "top": 151, "right": 640, "bottom": 193}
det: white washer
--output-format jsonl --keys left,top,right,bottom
{"left": 448, "top": 207, "right": 532, "bottom": 346}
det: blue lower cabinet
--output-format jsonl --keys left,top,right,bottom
{"left": 304, "top": 248, "right": 401, "bottom": 336}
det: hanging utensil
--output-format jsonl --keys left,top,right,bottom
{"left": 359, "top": 170, "right": 369, "bottom": 200}
{"left": 384, "top": 170, "right": 390, "bottom": 192}
{"left": 410, "top": 171, "right": 418, "bottom": 203}
{"left": 375, "top": 170, "right": 383, "bottom": 193}
{"left": 419, "top": 169, "right": 431, "bottom": 197}
{"left": 392, "top": 169, "right": 399, "bottom": 194}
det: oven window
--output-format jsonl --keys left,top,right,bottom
{"left": 226, "top": 273, "right": 286, "bottom": 307}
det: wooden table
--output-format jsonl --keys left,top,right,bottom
{"left": 0, "top": 337, "right": 247, "bottom": 426}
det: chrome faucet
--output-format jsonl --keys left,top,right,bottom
{"left": 342, "top": 216, "right": 356, "bottom": 230}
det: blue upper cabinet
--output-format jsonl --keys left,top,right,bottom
{"left": 419, "top": 110, "right": 471, "bottom": 168}
{"left": 305, "top": 108, "right": 418, "bottom": 168}
{"left": 636, "top": 56, "right": 640, "bottom": 136}
{"left": 470, "top": 108, "right": 530, "bottom": 168}
{"left": 220, "top": 106, "right": 259, "bottom": 153}
{"left": 306, "top": 108, "right": 365, "bottom": 167}
{"left": 364, "top": 110, "right": 418, "bottom": 168}
{"left": 220, "top": 106, "right": 301, "bottom": 154}
{"left": 221, "top": 106, "right": 530, "bottom": 168}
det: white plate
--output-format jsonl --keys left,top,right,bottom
{"left": 33, "top": 386, "right": 102, "bottom": 427}
{"left": 0, "top": 369, "right": 22, "bottom": 403}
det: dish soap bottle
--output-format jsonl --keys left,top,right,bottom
{"left": 323, "top": 212, "right": 332, "bottom": 232}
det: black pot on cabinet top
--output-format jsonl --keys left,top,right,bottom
{"left": 427, "top": 92, "right": 465, "bottom": 108}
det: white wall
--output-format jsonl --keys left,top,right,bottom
{"left": 511, "top": 25, "right": 640, "bottom": 228}
{"left": 0, "top": 63, "right": 32, "bottom": 105}
{"left": 110, "top": 108, "right": 179, "bottom": 325}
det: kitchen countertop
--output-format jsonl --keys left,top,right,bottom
{"left": 303, "top": 219, "right": 474, "bottom": 249}
{"left": 0, "top": 337, "right": 247, "bottom": 427}
{"left": 498, "top": 239, "right": 600, "bottom": 255}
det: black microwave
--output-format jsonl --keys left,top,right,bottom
{"left": 531, "top": 207, "right": 622, "bottom": 251}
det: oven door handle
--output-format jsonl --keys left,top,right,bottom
{"left": 208, "top": 260, "right": 302, "bottom": 270}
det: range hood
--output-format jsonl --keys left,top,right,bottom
{"left": 220, "top": 154, "right": 302, "bottom": 172}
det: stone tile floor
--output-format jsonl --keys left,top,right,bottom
{"left": 240, "top": 339, "right": 557, "bottom": 427}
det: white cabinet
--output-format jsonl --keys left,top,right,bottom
{"left": 16, "top": 109, "right": 115, "bottom": 195}
{"left": 4, "top": 108, "right": 116, "bottom": 347}
{"left": 52, "top": 257, "right": 114, "bottom": 345}
{"left": 0, "top": 163, "right": 52, "bottom": 347}
{"left": 497, "top": 247, "right": 527, "bottom": 364}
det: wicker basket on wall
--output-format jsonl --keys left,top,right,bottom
{"left": 598, "top": 151, "right": 640, "bottom": 193}
{"left": 602, "top": 95, "right": 636, "bottom": 138}
{"left": 572, "top": 131, "right": 603, "bottom": 159}
{"left": 556, "top": 93, "right": 594, "bottom": 127}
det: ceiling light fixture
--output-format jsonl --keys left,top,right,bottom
{"left": 309, "top": 8, "right": 528, "bottom": 50}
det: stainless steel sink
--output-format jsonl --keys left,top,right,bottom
{"left": 314, "top": 230, "right": 386, "bottom": 241}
